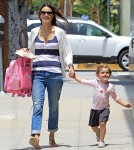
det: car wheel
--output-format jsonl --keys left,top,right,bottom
{"left": 118, "top": 50, "right": 129, "bottom": 71}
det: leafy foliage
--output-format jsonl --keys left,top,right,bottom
{"left": 72, "top": 0, "right": 120, "bottom": 33}
{"left": 72, "top": 0, "right": 91, "bottom": 17}
{"left": 29, "top": 0, "right": 60, "bottom": 15}
{"left": 28, "top": 0, "right": 120, "bottom": 33}
{"left": 110, "top": 0, "right": 120, "bottom": 34}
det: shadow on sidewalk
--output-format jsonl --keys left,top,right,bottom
{"left": 111, "top": 73, "right": 134, "bottom": 140}
{"left": 12, "top": 144, "right": 72, "bottom": 150}
{"left": 123, "top": 109, "right": 134, "bottom": 139}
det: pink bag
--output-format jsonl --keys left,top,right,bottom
{"left": 4, "top": 56, "right": 32, "bottom": 97}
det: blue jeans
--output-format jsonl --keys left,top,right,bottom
{"left": 31, "top": 71, "right": 63, "bottom": 136}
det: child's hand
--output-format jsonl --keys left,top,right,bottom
{"left": 69, "top": 73, "right": 76, "bottom": 78}
{"left": 125, "top": 103, "right": 132, "bottom": 108}
{"left": 69, "top": 71, "right": 76, "bottom": 78}
{"left": 116, "top": 98, "right": 132, "bottom": 108}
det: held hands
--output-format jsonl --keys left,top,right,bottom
{"left": 68, "top": 65, "right": 75, "bottom": 78}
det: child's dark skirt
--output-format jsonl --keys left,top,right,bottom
{"left": 89, "top": 108, "right": 110, "bottom": 127}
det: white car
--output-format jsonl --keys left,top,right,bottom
{"left": 27, "top": 17, "right": 131, "bottom": 71}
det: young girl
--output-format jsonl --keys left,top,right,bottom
{"left": 71, "top": 64, "right": 131, "bottom": 148}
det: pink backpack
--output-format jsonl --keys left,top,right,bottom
{"left": 4, "top": 56, "right": 32, "bottom": 97}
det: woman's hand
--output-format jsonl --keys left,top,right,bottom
{"left": 68, "top": 65, "right": 75, "bottom": 78}
{"left": 16, "top": 48, "right": 29, "bottom": 52}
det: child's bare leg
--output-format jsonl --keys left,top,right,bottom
{"left": 91, "top": 126, "right": 100, "bottom": 135}
{"left": 99, "top": 122, "right": 106, "bottom": 142}
{"left": 92, "top": 126, "right": 100, "bottom": 141}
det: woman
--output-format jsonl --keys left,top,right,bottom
{"left": 28, "top": 3, "right": 75, "bottom": 149}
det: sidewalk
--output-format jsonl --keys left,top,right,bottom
{"left": 0, "top": 71, "right": 134, "bottom": 150}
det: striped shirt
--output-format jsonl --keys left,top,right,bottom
{"left": 32, "top": 35, "right": 62, "bottom": 74}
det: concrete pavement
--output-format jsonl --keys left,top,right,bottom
{"left": 0, "top": 71, "right": 134, "bottom": 150}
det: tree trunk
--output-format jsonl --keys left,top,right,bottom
{"left": 9, "top": 0, "right": 29, "bottom": 61}
{"left": 60, "top": 0, "right": 72, "bottom": 17}
{"left": 60, "top": 0, "right": 64, "bottom": 15}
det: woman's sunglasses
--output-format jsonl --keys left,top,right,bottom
{"left": 40, "top": 11, "right": 53, "bottom": 15}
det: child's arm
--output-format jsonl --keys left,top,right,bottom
{"left": 116, "top": 98, "right": 132, "bottom": 108}
{"left": 70, "top": 73, "right": 95, "bottom": 86}
{"left": 70, "top": 74, "right": 83, "bottom": 83}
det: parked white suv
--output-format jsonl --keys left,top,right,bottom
{"left": 27, "top": 17, "right": 131, "bottom": 71}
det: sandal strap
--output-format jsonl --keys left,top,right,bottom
{"left": 29, "top": 137, "right": 40, "bottom": 149}
{"left": 49, "top": 137, "right": 58, "bottom": 147}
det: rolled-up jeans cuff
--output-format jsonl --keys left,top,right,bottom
{"left": 48, "top": 128, "right": 58, "bottom": 133}
{"left": 31, "top": 130, "right": 41, "bottom": 136}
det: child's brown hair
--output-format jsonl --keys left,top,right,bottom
{"left": 96, "top": 64, "right": 112, "bottom": 76}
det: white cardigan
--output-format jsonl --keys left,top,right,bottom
{"left": 29, "top": 26, "right": 73, "bottom": 78}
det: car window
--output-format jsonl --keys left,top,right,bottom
{"left": 57, "top": 22, "right": 78, "bottom": 35}
{"left": 27, "top": 23, "right": 41, "bottom": 32}
{"left": 27, "top": 21, "right": 101, "bottom": 36}
{"left": 66, "top": 23, "right": 79, "bottom": 34}
{"left": 58, "top": 22, "right": 100, "bottom": 36}
{"left": 27, "top": 20, "right": 104, "bottom": 37}
{"left": 88, "top": 25, "right": 103, "bottom": 36}
{"left": 68, "top": 23, "right": 104, "bottom": 36}
{"left": 78, "top": 24, "right": 87, "bottom": 35}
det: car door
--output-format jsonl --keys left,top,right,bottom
{"left": 74, "top": 23, "right": 115, "bottom": 62}
{"left": 59, "top": 22, "right": 78, "bottom": 55}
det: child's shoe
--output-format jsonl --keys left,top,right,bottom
{"left": 98, "top": 141, "right": 105, "bottom": 148}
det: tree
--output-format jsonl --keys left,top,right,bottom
{"left": 28, "top": 0, "right": 120, "bottom": 33}
{"left": 9, "top": 0, "right": 29, "bottom": 61}
{"left": 72, "top": 0, "right": 91, "bottom": 17}
{"left": 110, "top": 0, "right": 120, "bottom": 34}
{"left": 72, "top": 0, "right": 120, "bottom": 33}
{"left": 28, "top": 0, "right": 60, "bottom": 15}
